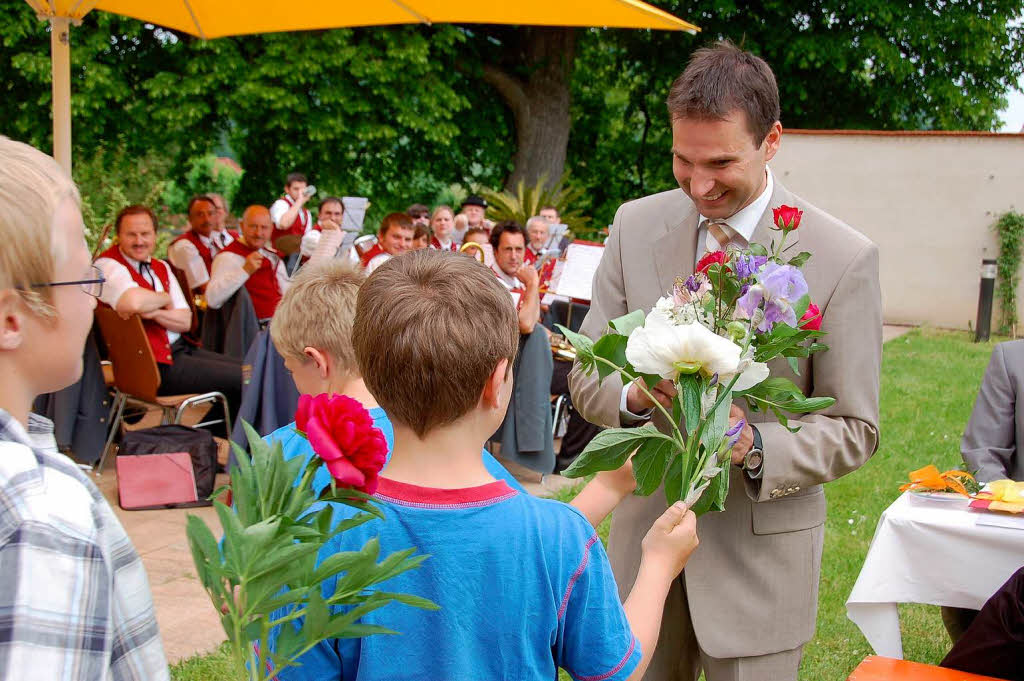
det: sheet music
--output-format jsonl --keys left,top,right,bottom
{"left": 553, "top": 242, "right": 604, "bottom": 301}
{"left": 341, "top": 197, "right": 368, "bottom": 232}
{"left": 544, "top": 223, "right": 570, "bottom": 256}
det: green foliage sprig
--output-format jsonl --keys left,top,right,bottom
{"left": 479, "top": 173, "right": 590, "bottom": 235}
{"left": 993, "top": 211, "right": 1024, "bottom": 336}
{"left": 186, "top": 423, "right": 435, "bottom": 681}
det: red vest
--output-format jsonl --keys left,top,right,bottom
{"left": 171, "top": 229, "right": 214, "bottom": 274}
{"left": 97, "top": 246, "right": 174, "bottom": 364}
{"left": 523, "top": 248, "right": 538, "bottom": 266}
{"left": 221, "top": 240, "right": 282, "bottom": 320}
{"left": 272, "top": 195, "right": 311, "bottom": 241}
{"left": 430, "top": 236, "right": 457, "bottom": 252}
{"left": 360, "top": 243, "right": 384, "bottom": 268}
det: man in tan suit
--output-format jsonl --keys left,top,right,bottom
{"left": 569, "top": 42, "right": 882, "bottom": 680}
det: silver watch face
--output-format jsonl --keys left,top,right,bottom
{"left": 744, "top": 449, "right": 763, "bottom": 470}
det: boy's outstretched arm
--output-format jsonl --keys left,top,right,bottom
{"left": 569, "top": 458, "right": 637, "bottom": 528}
{"left": 624, "top": 502, "right": 698, "bottom": 681}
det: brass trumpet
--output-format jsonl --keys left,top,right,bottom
{"left": 460, "top": 241, "right": 485, "bottom": 263}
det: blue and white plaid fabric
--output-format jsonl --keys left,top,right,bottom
{"left": 0, "top": 410, "right": 168, "bottom": 680}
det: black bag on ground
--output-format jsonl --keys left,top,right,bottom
{"left": 119, "top": 424, "right": 217, "bottom": 508}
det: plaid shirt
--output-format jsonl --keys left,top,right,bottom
{"left": 0, "top": 410, "right": 168, "bottom": 680}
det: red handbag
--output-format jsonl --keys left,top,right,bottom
{"left": 115, "top": 452, "right": 199, "bottom": 510}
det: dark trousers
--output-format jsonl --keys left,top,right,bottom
{"left": 159, "top": 341, "right": 242, "bottom": 429}
{"left": 941, "top": 566, "right": 1024, "bottom": 681}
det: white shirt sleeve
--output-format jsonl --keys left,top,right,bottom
{"left": 205, "top": 252, "right": 249, "bottom": 310}
{"left": 300, "top": 229, "right": 322, "bottom": 258}
{"left": 619, "top": 384, "right": 654, "bottom": 424}
{"left": 162, "top": 260, "right": 190, "bottom": 311}
{"left": 94, "top": 257, "right": 137, "bottom": 309}
{"left": 273, "top": 253, "right": 291, "bottom": 295}
{"left": 365, "top": 253, "right": 391, "bottom": 274}
{"left": 310, "top": 229, "right": 344, "bottom": 262}
{"left": 166, "top": 239, "right": 209, "bottom": 289}
{"left": 269, "top": 199, "right": 290, "bottom": 228}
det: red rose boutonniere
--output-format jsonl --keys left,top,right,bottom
{"left": 295, "top": 393, "right": 388, "bottom": 494}
{"left": 772, "top": 205, "right": 803, "bottom": 232}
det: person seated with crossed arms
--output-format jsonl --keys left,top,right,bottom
{"left": 94, "top": 205, "right": 242, "bottom": 413}
{"left": 363, "top": 212, "right": 414, "bottom": 273}
{"left": 205, "top": 205, "right": 341, "bottom": 323}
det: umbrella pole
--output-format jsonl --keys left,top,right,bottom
{"left": 49, "top": 16, "right": 72, "bottom": 175}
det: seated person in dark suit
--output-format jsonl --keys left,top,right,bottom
{"left": 941, "top": 566, "right": 1024, "bottom": 681}
{"left": 94, "top": 205, "right": 242, "bottom": 417}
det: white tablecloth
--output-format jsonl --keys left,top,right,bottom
{"left": 846, "top": 492, "right": 1024, "bottom": 659}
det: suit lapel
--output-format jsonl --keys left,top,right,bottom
{"left": 654, "top": 206, "right": 700, "bottom": 295}
{"left": 749, "top": 179, "right": 801, "bottom": 255}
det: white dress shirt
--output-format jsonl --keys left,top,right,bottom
{"left": 166, "top": 230, "right": 233, "bottom": 290}
{"left": 94, "top": 250, "right": 189, "bottom": 346}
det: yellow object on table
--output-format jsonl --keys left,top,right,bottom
{"left": 970, "top": 479, "right": 1024, "bottom": 514}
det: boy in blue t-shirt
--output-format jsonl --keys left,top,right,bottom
{"left": 269, "top": 253, "right": 698, "bottom": 680}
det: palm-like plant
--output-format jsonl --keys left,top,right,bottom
{"left": 479, "top": 173, "right": 591, "bottom": 236}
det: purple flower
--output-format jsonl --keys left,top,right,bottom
{"left": 685, "top": 275, "right": 702, "bottom": 293}
{"left": 735, "top": 254, "right": 767, "bottom": 280}
{"left": 726, "top": 419, "right": 746, "bottom": 449}
{"left": 735, "top": 263, "right": 809, "bottom": 332}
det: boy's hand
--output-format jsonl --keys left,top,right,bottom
{"left": 639, "top": 502, "right": 698, "bottom": 583}
{"left": 594, "top": 457, "right": 637, "bottom": 497}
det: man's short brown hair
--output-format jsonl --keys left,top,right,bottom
{"left": 115, "top": 204, "right": 157, "bottom": 234}
{"left": 285, "top": 172, "right": 307, "bottom": 186}
{"left": 380, "top": 212, "right": 413, "bottom": 237}
{"left": 353, "top": 250, "right": 519, "bottom": 437}
{"left": 271, "top": 260, "right": 365, "bottom": 374}
{"left": 666, "top": 40, "right": 780, "bottom": 147}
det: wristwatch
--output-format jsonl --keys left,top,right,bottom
{"left": 742, "top": 426, "right": 764, "bottom": 479}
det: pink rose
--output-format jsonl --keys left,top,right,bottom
{"left": 295, "top": 393, "right": 388, "bottom": 494}
{"left": 799, "top": 303, "right": 822, "bottom": 331}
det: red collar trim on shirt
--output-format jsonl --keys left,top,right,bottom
{"left": 374, "top": 477, "right": 518, "bottom": 509}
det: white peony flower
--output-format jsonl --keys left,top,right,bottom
{"left": 626, "top": 320, "right": 742, "bottom": 380}
{"left": 732, "top": 361, "right": 769, "bottom": 391}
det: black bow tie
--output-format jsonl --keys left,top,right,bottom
{"left": 139, "top": 261, "right": 155, "bottom": 288}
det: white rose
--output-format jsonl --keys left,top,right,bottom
{"left": 625, "top": 321, "right": 742, "bottom": 380}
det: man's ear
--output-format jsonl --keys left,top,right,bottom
{"left": 303, "top": 346, "right": 331, "bottom": 380}
{"left": 0, "top": 291, "right": 26, "bottom": 351}
{"left": 763, "top": 120, "right": 783, "bottom": 162}
{"left": 481, "top": 358, "right": 510, "bottom": 409}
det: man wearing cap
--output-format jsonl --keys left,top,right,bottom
{"left": 455, "top": 194, "right": 493, "bottom": 244}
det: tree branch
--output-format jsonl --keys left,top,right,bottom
{"left": 481, "top": 64, "right": 528, "bottom": 123}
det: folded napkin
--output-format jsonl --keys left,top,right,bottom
{"left": 969, "top": 479, "right": 1024, "bottom": 514}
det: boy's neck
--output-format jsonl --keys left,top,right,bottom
{"left": 0, "top": 362, "right": 33, "bottom": 428}
{"left": 386, "top": 421, "right": 495, "bottom": 489}
{"left": 331, "top": 376, "right": 379, "bottom": 410}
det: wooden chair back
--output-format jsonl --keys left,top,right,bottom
{"left": 168, "top": 263, "right": 201, "bottom": 337}
{"left": 94, "top": 306, "right": 161, "bottom": 402}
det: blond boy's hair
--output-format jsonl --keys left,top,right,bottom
{"left": 353, "top": 249, "right": 518, "bottom": 437}
{"left": 0, "top": 137, "right": 81, "bottom": 318}
{"left": 270, "top": 259, "right": 365, "bottom": 373}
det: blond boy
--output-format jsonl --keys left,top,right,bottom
{"left": 269, "top": 251, "right": 698, "bottom": 680}
{"left": 0, "top": 136, "right": 168, "bottom": 679}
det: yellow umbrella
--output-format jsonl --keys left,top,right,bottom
{"left": 24, "top": 0, "right": 698, "bottom": 172}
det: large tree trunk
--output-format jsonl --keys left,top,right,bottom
{"left": 482, "top": 28, "right": 576, "bottom": 191}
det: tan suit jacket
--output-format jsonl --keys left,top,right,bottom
{"left": 568, "top": 180, "right": 882, "bottom": 659}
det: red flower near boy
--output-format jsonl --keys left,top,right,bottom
{"left": 772, "top": 205, "right": 803, "bottom": 232}
{"left": 696, "top": 251, "right": 728, "bottom": 275}
{"left": 295, "top": 394, "right": 388, "bottom": 494}
{"left": 799, "top": 303, "right": 822, "bottom": 331}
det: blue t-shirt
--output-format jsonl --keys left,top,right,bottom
{"left": 270, "top": 478, "right": 639, "bottom": 681}
{"left": 264, "top": 407, "right": 525, "bottom": 495}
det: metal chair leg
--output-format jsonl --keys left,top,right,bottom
{"left": 551, "top": 394, "right": 567, "bottom": 439}
{"left": 96, "top": 392, "right": 127, "bottom": 475}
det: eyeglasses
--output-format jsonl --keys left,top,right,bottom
{"left": 30, "top": 265, "right": 105, "bottom": 298}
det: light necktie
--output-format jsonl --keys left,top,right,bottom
{"left": 704, "top": 219, "right": 732, "bottom": 253}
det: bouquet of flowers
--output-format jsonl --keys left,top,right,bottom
{"left": 186, "top": 394, "right": 436, "bottom": 681}
{"left": 560, "top": 205, "right": 835, "bottom": 515}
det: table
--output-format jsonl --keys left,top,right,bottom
{"left": 846, "top": 492, "right": 1024, "bottom": 659}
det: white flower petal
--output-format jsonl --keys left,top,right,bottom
{"left": 731, "top": 361, "right": 770, "bottom": 392}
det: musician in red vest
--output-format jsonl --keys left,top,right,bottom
{"left": 167, "top": 195, "right": 233, "bottom": 292}
{"left": 489, "top": 222, "right": 541, "bottom": 335}
{"left": 269, "top": 172, "right": 314, "bottom": 243}
{"left": 206, "top": 205, "right": 341, "bottom": 321}
{"left": 206, "top": 192, "right": 239, "bottom": 245}
{"left": 428, "top": 205, "right": 458, "bottom": 252}
{"left": 298, "top": 196, "right": 345, "bottom": 259}
{"left": 363, "top": 212, "right": 415, "bottom": 273}
{"left": 95, "top": 205, "right": 241, "bottom": 411}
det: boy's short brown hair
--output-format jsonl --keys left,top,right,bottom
{"left": 380, "top": 212, "right": 413, "bottom": 237}
{"left": 353, "top": 249, "right": 519, "bottom": 437}
{"left": 270, "top": 260, "right": 365, "bottom": 374}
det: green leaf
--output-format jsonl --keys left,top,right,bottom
{"left": 556, "top": 324, "right": 595, "bottom": 371}
{"left": 664, "top": 452, "right": 684, "bottom": 505}
{"left": 747, "top": 242, "right": 769, "bottom": 257}
{"left": 793, "top": 294, "right": 811, "bottom": 320}
{"left": 700, "top": 392, "right": 731, "bottom": 453}
{"left": 786, "top": 356, "right": 801, "bottom": 375}
{"left": 608, "top": 309, "right": 645, "bottom": 336}
{"left": 373, "top": 591, "right": 441, "bottom": 611}
{"left": 788, "top": 251, "right": 812, "bottom": 268}
{"left": 678, "top": 374, "right": 701, "bottom": 434}
{"left": 561, "top": 425, "right": 670, "bottom": 479}
{"left": 592, "top": 333, "right": 629, "bottom": 383}
{"left": 632, "top": 437, "right": 677, "bottom": 496}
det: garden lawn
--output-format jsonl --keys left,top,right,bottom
{"left": 171, "top": 328, "right": 999, "bottom": 681}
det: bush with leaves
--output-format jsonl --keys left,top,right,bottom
{"left": 479, "top": 173, "right": 590, "bottom": 235}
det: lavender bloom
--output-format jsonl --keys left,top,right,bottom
{"left": 708, "top": 373, "right": 719, "bottom": 387}
{"left": 735, "top": 263, "right": 809, "bottom": 332}
{"left": 735, "top": 254, "right": 767, "bottom": 280}
{"left": 726, "top": 418, "right": 747, "bottom": 449}
{"left": 685, "top": 274, "right": 702, "bottom": 293}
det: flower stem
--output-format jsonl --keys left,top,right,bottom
{"left": 775, "top": 230, "right": 789, "bottom": 260}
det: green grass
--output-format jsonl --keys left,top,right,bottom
{"left": 171, "top": 328, "right": 1001, "bottom": 680}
